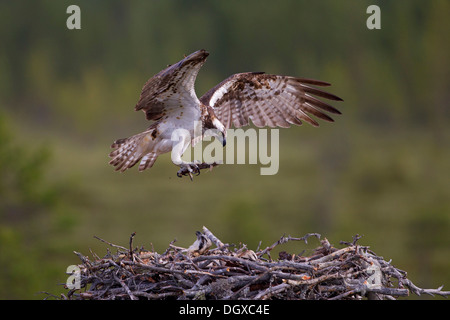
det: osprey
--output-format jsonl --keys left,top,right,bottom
{"left": 109, "top": 50, "right": 342, "bottom": 179}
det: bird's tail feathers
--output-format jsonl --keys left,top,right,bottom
{"left": 109, "top": 131, "right": 158, "bottom": 172}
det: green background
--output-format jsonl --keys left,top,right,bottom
{"left": 0, "top": 0, "right": 449, "bottom": 299}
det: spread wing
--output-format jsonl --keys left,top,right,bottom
{"left": 135, "top": 50, "right": 209, "bottom": 121}
{"left": 200, "top": 72, "right": 342, "bottom": 129}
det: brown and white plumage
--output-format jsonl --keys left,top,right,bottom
{"left": 109, "top": 128, "right": 159, "bottom": 172}
{"left": 109, "top": 50, "right": 212, "bottom": 175}
{"left": 201, "top": 72, "right": 342, "bottom": 129}
{"left": 109, "top": 49, "right": 342, "bottom": 178}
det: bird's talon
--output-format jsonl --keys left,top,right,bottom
{"left": 177, "top": 163, "right": 200, "bottom": 180}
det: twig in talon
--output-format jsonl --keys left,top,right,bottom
{"left": 177, "top": 162, "right": 220, "bottom": 180}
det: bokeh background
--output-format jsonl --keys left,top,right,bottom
{"left": 0, "top": 0, "right": 449, "bottom": 299}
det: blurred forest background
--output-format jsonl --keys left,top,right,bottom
{"left": 0, "top": 0, "right": 449, "bottom": 299}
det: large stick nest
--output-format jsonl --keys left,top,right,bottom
{"left": 60, "top": 227, "right": 449, "bottom": 300}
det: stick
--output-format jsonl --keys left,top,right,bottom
{"left": 258, "top": 233, "right": 321, "bottom": 258}
{"left": 93, "top": 235, "right": 127, "bottom": 251}
{"left": 114, "top": 274, "right": 137, "bottom": 300}
{"left": 202, "top": 226, "right": 226, "bottom": 249}
{"left": 129, "top": 232, "right": 136, "bottom": 260}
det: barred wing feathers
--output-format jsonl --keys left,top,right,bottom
{"left": 200, "top": 72, "right": 342, "bottom": 129}
{"left": 135, "top": 50, "right": 209, "bottom": 121}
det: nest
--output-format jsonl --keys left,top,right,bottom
{"left": 60, "top": 227, "right": 449, "bottom": 300}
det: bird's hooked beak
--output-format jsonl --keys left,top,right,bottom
{"left": 212, "top": 118, "right": 227, "bottom": 147}
{"left": 221, "top": 132, "right": 227, "bottom": 147}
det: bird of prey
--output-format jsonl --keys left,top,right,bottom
{"left": 109, "top": 49, "right": 342, "bottom": 179}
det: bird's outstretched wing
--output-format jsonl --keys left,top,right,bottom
{"left": 135, "top": 50, "right": 209, "bottom": 121}
{"left": 200, "top": 72, "right": 342, "bottom": 129}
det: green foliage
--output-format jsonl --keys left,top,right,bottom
{"left": 0, "top": 114, "right": 55, "bottom": 216}
{"left": 0, "top": 113, "right": 54, "bottom": 298}
{"left": 0, "top": 0, "right": 448, "bottom": 299}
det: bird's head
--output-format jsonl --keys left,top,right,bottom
{"left": 202, "top": 105, "right": 226, "bottom": 147}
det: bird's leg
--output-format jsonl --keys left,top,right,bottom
{"left": 171, "top": 132, "right": 202, "bottom": 180}
{"left": 171, "top": 131, "right": 223, "bottom": 180}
